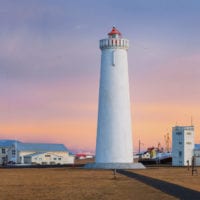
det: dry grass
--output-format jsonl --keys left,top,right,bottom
{"left": 74, "top": 158, "right": 95, "bottom": 164}
{"left": 0, "top": 167, "right": 199, "bottom": 200}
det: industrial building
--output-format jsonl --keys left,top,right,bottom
{"left": 172, "top": 126, "right": 194, "bottom": 166}
{"left": 0, "top": 140, "right": 74, "bottom": 165}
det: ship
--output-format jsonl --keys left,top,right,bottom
{"left": 137, "top": 147, "right": 172, "bottom": 165}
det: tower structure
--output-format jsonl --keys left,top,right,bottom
{"left": 172, "top": 126, "right": 194, "bottom": 166}
{"left": 85, "top": 27, "right": 144, "bottom": 169}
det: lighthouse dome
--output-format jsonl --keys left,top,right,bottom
{"left": 108, "top": 26, "right": 122, "bottom": 38}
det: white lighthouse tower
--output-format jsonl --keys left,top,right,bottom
{"left": 85, "top": 27, "right": 144, "bottom": 169}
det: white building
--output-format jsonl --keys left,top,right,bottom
{"left": 172, "top": 126, "right": 194, "bottom": 166}
{"left": 0, "top": 140, "right": 17, "bottom": 165}
{"left": 86, "top": 27, "right": 144, "bottom": 169}
{"left": 23, "top": 152, "right": 73, "bottom": 165}
{"left": 0, "top": 140, "right": 74, "bottom": 165}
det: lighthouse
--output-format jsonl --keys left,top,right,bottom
{"left": 85, "top": 27, "right": 144, "bottom": 169}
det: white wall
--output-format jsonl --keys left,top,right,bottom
{"left": 7, "top": 145, "right": 18, "bottom": 163}
{"left": 0, "top": 147, "right": 9, "bottom": 164}
{"left": 172, "top": 126, "right": 194, "bottom": 166}
{"left": 184, "top": 130, "right": 194, "bottom": 165}
{"left": 96, "top": 37, "right": 133, "bottom": 163}
{"left": 19, "top": 151, "right": 36, "bottom": 164}
{"left": 25, "top": 152, "right": 74, "bottom": 165}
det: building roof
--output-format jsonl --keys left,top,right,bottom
{"left": 24, "top": 152, "right": 45, "bottom": 157}
{"left": 24, "top": 152, "right": 62, "bottom": 158}
{"left": 0, "top": 140, "right": 71, "bottom": 153}
{"left": 16, "top": 142, "right": 69, "bottom": 152}
{"left": 173, "top": 126, "right": 194, "bottom": 132}
{"left": 0, "top": 140, "right": 19, "bottom": 147}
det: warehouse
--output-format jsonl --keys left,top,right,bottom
{"left": 0, "top": 140, "right": 74, "bottom": 165}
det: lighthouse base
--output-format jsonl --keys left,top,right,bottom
{"left": 84, "top": 162, "right": 145, "bottom": 169}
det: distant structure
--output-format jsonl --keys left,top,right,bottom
{"left": 85, "top": 27, "right": 144, "bottom": 169}
{"left": 164, "top": 132, "right": 171, "bottom": 152}
{"left": 193, "top": 144, "right": 200, "bottom": 166}
{"left": 0, "top": 140, "right": 74, "bottom": 165}
{"left": 0, "top": 140, "right": 16, "bottom": 165}
{"left": 172, "top": 126, "right": 194, "bottom": 166}
{"left": 75, "top": 153, "right": 94, "bottom": 160}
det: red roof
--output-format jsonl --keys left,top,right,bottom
{"left": 108, "top": 26, "right": 121, "bottom": 36}
{"left": 76, "top": 153, "right": 86, "bottom": 157}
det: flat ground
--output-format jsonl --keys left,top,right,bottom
{"left": 0, "top": 166, "right": 200, "bottom": 200}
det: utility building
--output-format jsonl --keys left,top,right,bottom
{"left": 0, "top": 140, "right": 17, "bottom": 165}
{"left": 172, "top": 126, "right": 194, "bottom": 166}
{"left": 0, "top": 140, "right": 74, "bottom": 165}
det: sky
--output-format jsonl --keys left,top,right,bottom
{"left": 1, "top": 0, "right": 200, "bottom": 152}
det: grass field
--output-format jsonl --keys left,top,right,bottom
{"left": 0, "top": 166, "right": 200, "bottom": 200}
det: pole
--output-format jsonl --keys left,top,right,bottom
{"left": 139, "top": 139, "right": 141, "bottom": 154}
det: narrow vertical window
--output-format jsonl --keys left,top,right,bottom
{"left": 122, "top": 39, "right": 124, "bottom": 47}
{"left": 2, "top": 148, "right": 5, "bottom": 154}
{"left": 109, "top": 39, "right": 111, "bottom": 46}
{"left": 12, "top": 150, "right": 16, "bottom": 156}
{"left": 112, "top": 50, "right": 115, "bottom": 66}
{"left": 106, "top": 39, "right": 108, "bottom": 47}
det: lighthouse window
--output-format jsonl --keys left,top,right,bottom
{"left": 109, "top": 39, "right": 111, "bottom": 46}
{"left": 104, "top": 40, "right": 107, "bottom": 47}
{"left": 106, "top": 40, "right": 108, "bottom": 47}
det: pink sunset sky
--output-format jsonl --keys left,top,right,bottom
{"left": 1, "top": 1, "right": 200, "bottom": 152}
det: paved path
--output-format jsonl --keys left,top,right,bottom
{"left": 118, "top": 170, "right": 200, "bottom": 200}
